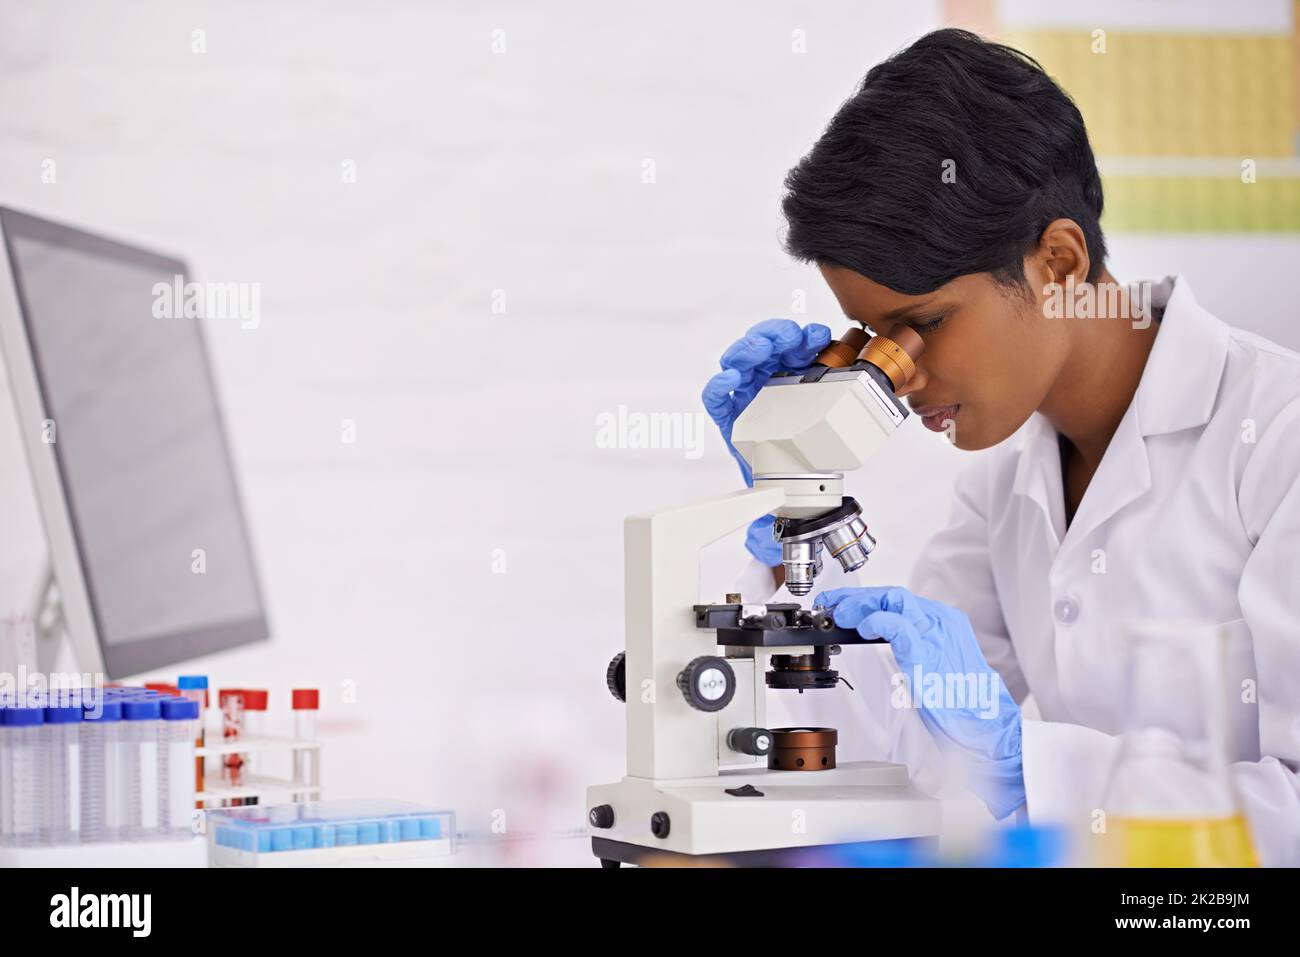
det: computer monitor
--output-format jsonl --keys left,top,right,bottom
{"left": 0, "top": 207, "right": 268, "bottom": 678}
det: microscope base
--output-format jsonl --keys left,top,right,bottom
{"left": 586, "top": 761, "right": 940, "bottom": 863}
{"left": 591, "top": 834, "right": 938, "bottom": 868}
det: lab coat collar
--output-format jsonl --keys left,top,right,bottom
{"left": 1132, "top": 276, "right": 1231, "bottom": 436}
{"left": 1011, "top": 412, "right": 1067, "bottom": 544}
{"left": 1011, "top": 275, "right": 1229, "bottom": 549}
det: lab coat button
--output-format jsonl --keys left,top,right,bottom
{"left": 1053, "top": 596, "right": 1079, "bottom": 625}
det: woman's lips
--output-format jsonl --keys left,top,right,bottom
{"left": 913, "top": 404, "right": 961, "bottom": 432}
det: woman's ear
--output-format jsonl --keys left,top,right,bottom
{"left": 1030, "top": 218, "right": 1091, "bottom": 288}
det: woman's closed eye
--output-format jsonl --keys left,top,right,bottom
{"left": 909, "top": 313, "right": 948, "bottom": 333}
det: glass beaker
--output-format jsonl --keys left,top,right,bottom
{"left": 1099, "top": 620, "right": 1258, "bottom": 867}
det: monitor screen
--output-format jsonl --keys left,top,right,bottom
{"left": 1, "top": 210, "right": 267, "bottom": 676}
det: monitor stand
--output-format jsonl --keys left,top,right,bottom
{"left": 1, "top": 561, "right": 81, "bottom": 682}
{"left": 31, "top": 563, "right": 76, "bottom": 674}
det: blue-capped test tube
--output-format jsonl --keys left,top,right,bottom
{"left": 0, "top": 698, "right": 7, "bottom": 843}
{"left": 160, "top": 697, "right": 199, "bottom": 838}
{"left": 0, "top": 697, "right": 7, "bottom": 842}
{"left": 177, "top": 675, "right": 208, "bottom": 795}
{"left": 121, "top": 698, "right": 164, "bottom": 840}
{"left": 2, "top": 703, "right": 49, "bottom": 845}
{"left": 45, "top": 701, "right": 83, "bottom": 844}
{"left": 81, "top": 696, "right": 123, "bottom": 843}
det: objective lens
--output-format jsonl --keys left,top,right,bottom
{"left": 822, "top": 514, "right": 875, "bottom": 573}
{"left": 781, "top": 540, "right": 823, "bottom": 596}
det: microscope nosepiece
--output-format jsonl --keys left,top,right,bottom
{"left": 775, "top": 497, "right": 875, "bottom": 595}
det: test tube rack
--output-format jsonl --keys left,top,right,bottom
{"left": 0, "top": 735, "right": 322, "bottom": 867}
{"left": 196, "top": 734, "right": 322, "bottom": 807}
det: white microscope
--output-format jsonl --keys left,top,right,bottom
{"left": 587, "top": 323, "right": 942, "bottom": 867}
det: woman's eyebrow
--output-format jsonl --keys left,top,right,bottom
{"left": 878, "top": 301, "right": 941, "bottom": 323}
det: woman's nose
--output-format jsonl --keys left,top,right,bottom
{"left": 895, "top": 364, "right": 928, "bottom": 399}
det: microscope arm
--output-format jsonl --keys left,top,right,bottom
{"left": 622, "top": 485, "right": 784, "bottom": 779}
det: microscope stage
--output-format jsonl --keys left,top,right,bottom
{"left": 693, "top": 602, "right": 884, "bottom": 648}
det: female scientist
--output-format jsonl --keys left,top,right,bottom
{"left": 702, "top": 30, "right": 1300, "bottom": 864}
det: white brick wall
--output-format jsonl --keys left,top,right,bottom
{"left": 1, "top": 1, "right": 1296, "bottom": 841}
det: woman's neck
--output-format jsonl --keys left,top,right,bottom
{"left": 1038, "top": 269, "right": 1161, "bottom": 466}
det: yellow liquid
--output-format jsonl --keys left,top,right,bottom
{"left": 1105, "top": 816, "right": 1259, "bottom": 868}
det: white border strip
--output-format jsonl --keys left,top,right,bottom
{"left": 999, "top": 0, "right": 1291, "bottom": 34}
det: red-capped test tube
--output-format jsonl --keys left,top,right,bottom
{"left": 241, "top": 690, "right": 268, "bottom": 743}
{"left": 292, "top": 689, "right": 319, "bottom": 797}
{"left": 218, "top": 689, "right": 246, "bottom": 802}
{"left": 240, "top": 689, "right": 268, "bottom": 804}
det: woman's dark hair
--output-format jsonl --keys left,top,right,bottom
{"left": 782, "top": 28, "right": 1106, "bottom": 296}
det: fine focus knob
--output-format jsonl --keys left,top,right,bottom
{"left": 728, "top": 727, "right": 773, "bottom": 756}
{"left": 589, "top": 804, "right": 615, "bottom": 829}
{"left": 676, "top": 656, "right": 736, "bottom": 713}
{"left": 606, "top": 652, "right": 626, "bottom": 702}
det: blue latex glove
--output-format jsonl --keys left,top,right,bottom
{"left": 702, "top": 320, "right": 830, "bottom": 568}
{"left": 701, "top": 319, "right": 832, "bottom": 487}
{"left": 744, "top": 514, "right": 783, "bottom": 567}
{"left": 814, "top": 586, "right": 1026, "bottom": 820}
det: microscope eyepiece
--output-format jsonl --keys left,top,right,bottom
{"left": 813, "top": 322, "right": 925, "bottom": 392}
{"left": 859, "top": 321, "right": 924, "bottom": 391}
{"left": 813, "top": 326, "right": 870, "bottom": 369}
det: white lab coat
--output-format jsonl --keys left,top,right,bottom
{"left": 737, "top": 276, "right": 1300, "bottom": 865}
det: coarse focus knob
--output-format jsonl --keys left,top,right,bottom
{"left": 606, "top": 652, "right": 626, "bottom": 702}
{"left": 676, "top": 656, "right": 736, "bottom": 713}
{"left": 589, "top": 804, "right": 615, "bottom": 829}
